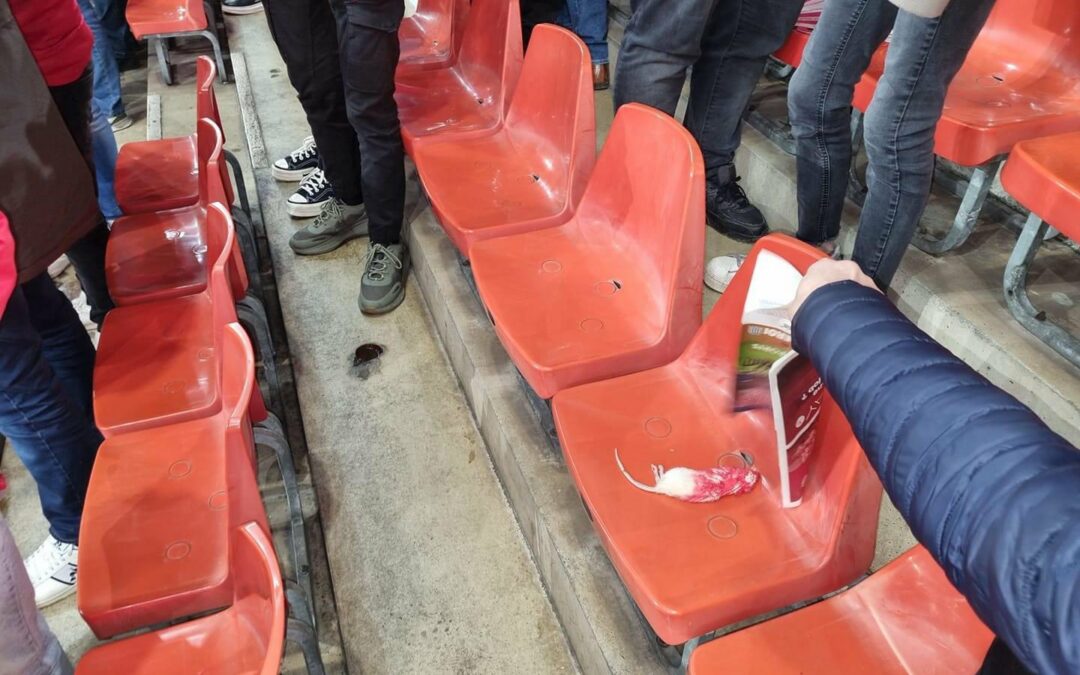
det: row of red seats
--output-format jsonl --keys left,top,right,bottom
{"left": 774, "top": 0, "right": 1080, "bottom": 367}
{"left": 397, "top": 1, "right": 995, "bottom": 670}
{"left": 72, "top": 58, "right": 319, "bottom": 672}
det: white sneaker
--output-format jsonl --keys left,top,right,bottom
{"left": 287, "top": 167, "right": 334, "bottom": 218}
{"left": 704, "top": 254, "right": 746, "bottom": 293}
{"left": 23, "top": 535, "right": 78, "bottom": 608}
{"left": 273, "top": 135, "right": 319, "bottom": 182}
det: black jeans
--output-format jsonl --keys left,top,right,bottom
{"left": 340, "top": 2, "right": 405, "bottom": 245}
{"left": 264, "top": 0, "right": 365, "bottom": 206}
{"left": 48, "top": 66, "right": 115, "bottom": 328}
{"left": 615, "top": 0, "right": 803, "bottom": 174}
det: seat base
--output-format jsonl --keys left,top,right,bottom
{"left": 115, "top": 136, "right": 199, "bottom": 215}
{"left": 106, "top": 204, "right": 208, "bottom": 306}
{"left": 94, "top": 294, "right": 222, "bottom": 436}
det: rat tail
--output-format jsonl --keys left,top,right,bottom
{"left": 614, "top": 448, "right": 660, "bottom": 493}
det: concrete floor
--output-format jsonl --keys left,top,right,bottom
{"left": 227, "top": 14, "right": 576, "bottom": 675}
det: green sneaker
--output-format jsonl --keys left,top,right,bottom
{"left": 358, "top": 243, "right": 409, "bottom": 315}
{"left": 289, "top": 198, "right": 369, "bottom": 256}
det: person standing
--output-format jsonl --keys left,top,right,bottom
{"left": 264, "top": 0, "right": 408, "bottom": 314}
{"left": 558, "top": 0, "right": 610, "bottom": 90}
{"left": 338, "top": 0, "right": 408, "bottom": 315}
{"left": 787, "top": 0, "right": 996, "bottom": 288}
{"left": 76, "top": 0, "right": 131, "bottom": 131}
{"left": 615, "top": 0, "right": 805, "bottom": 241}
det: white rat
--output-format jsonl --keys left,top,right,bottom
{"left": 614, "top": 448, "right": 759, "bottom": 503}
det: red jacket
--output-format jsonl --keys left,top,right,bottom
{"left": 0, "top": 213, "right": 15, "bottom": 318}
{"left": 9, "top": 0, "right": 92, "bottom": 87}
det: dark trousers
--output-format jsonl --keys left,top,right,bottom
{"left": 49, "top": 67, "right": 116, "bottom": 328}
{"left": 0, "top": 273, "right": 102, "bottom": 544}
{"left": 788, "top": 0, "right": 995, "bottom": 288}
{"left": 340, "top": 3, "right": 405, "bottom": 245}
{"left": 263, "top": 0, "right": 365, "bottom": 206}
{"left": 615, "top": 0, "right": 803, "bottom": 174}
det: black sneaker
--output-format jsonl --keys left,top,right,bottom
{"left": 706, "top": 165, "right": 769, "bottom": 242}
{"left": 287, "top": 167, "right": 334, "bottom": 218}
{"left": 273, "top": 136, "right": 319, "bottom": 182}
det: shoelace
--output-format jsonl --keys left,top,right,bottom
{"left": 288, "top": 136, "right": 317, "bottom": 164}
{"left": 298, "top": 168, "right": 328, "bottom": 199}
{"left": 25, "top": 539, "right": 72, "bottom": 584}
{"left": 311, "top": 199, "right": 342, "bottom": 233}
{"left": 364, "top": 244, "right": 402, "bottom": 282}
{"left": 719, "top": 176, "right": 753, "bottom": 208}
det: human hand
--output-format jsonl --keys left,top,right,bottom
{"left": 788, "top": 259, "right": 879, "bottom": 319}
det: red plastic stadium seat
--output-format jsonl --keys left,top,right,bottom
{"left": 688, "top": 546, "right": 995, "bottom": 674}
{"left": 95, "top": 204, "right": 239, "bottom": 437}
{"left": 773, "top": 29, "right": 810, "bottom": 69}
{"left": 396, "top": 0, "right": 523, "bottom": 154}
{"left": 106, "top": 119, "right": 236, "bottom": 306}
{"left": 853, "top": 0, "right": 1080, "bottom": 166}
{"left": 398, "top": 0, "right": 470, "bottom": 73}
{"left": 115, "top": 57, "right": 222, "bottom": 214}
{"left": 1001, "top": 132, "right": 1080, "bottom": 242}
{"left": 80, "top": 323, "right": 268, "bottom": 638}
{"left": 77, "top": 522, "right": 285, "bottom": 674}
{"left": 552, "top": 235, "right": 883, "bottom": 645}
{"left": 470, "top": 104, "right": 702, "bottom": 398}
{"left": 126, "top": 0, "right": 207, "bottom": 38}
{"left": 414, "top": 24, "right": 594, "bottom": 255}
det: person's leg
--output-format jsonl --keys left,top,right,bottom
{"left": 0, "top": 517, "right": 73, "bottom": 675}
{"left": 613, "top": 0, "right": 714, "bottom": 114}
{"left": 852, "top": 0, "right": 997, "bottom": 288}
{"left": 77, "top": 0, "right": 125, "bottom": 120}
{"left": 339, "top": 5, "right": 409, "bottom": 314}
{"left": 339, "top": 8, "right": 405, "bottom": 246}
{"left": 788, "top": 0, "right": 897, "bottom": 246}
{"left": 48, "top": 68, "right": 116, "bottom": 327}
{"left": 263, "top": 0, "right": 363, "bottom": 206}
{"left": 95, "top": 0, "right": 135, "bottom": 63}
{"left": 683, "top": 0, "right": 804, "bottom": 172}
{"left": 0, "top": 278, "right": 101, "bottom": 547}
{"left": 560, "top": 0, "right": 609, "bottom": 65}
{"left": 89, "top": 105, "right": 122, "bottom": 220}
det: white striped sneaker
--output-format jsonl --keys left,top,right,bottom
{"left": 23, "top": 534, "right": 78, "bottom": 608}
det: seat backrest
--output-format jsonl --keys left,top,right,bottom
{"left": 197, "top": 119, "right": 229, "bottom": 206}
{"left": 971, "top": 0, "right": 1080, "bottom": 79}
{"left": 456, "top": 0, "right": 524, "bottom": 118}
{"left": 573, "top": 103, "right": 704, "bottom": 324}
{"left": 230, "top": 522, "right": 286, "bottom": 675}
{"left": 220, "top": 321, "right": 270, "bottom": 533}
{"left": 503, "top": 24, "right": 595, "bottom": 214}
{"left": 683, "top": 235, "right": 882, "bottom": 552}
{"left": 195, "top": 56, "right": 220, "bottom": 128}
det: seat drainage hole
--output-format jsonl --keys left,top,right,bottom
{"left": 168, "top": 460, "right": 193, "bottom": 479}
{"left": 594, "top": 279, "right": 623, "bottom": 296}
{"left": 208, "top": 491, "right": 228, "bottom": 511}
{"left": 531, "top": 174, "right": 540, "bottom": 182}
{"left": 165, "top": 541, "right": 192, "bottom": 560}
{"left": 707, "top": 515, "right": 738, "bottom": 540}
{"left": 541, "top": 259, "right": 562, "bottom": 273}
{"left": 579, "top": 318, "right": 604, "bottom": 333}
{"left": 644, "top": 417, "right": 672, "bottom": 438}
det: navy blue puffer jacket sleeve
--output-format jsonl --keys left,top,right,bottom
{"left": 792, "top": 281, "right": 1080, "bottom": 675}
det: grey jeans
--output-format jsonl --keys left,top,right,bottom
{"left": 788, "top": 0, "right": 996, "bottom": 287}
{"left": 0, "top": 517, "right": 72, "bottom": 675}
{"left": 615, "top": 0, "right": 804, "bottom": 174}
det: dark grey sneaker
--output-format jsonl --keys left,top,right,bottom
{"left": 289, "top": 199, "right": 369, "bottom": 256}
{"left": 358, "top": 243, "right": 409, "bottom": 315}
